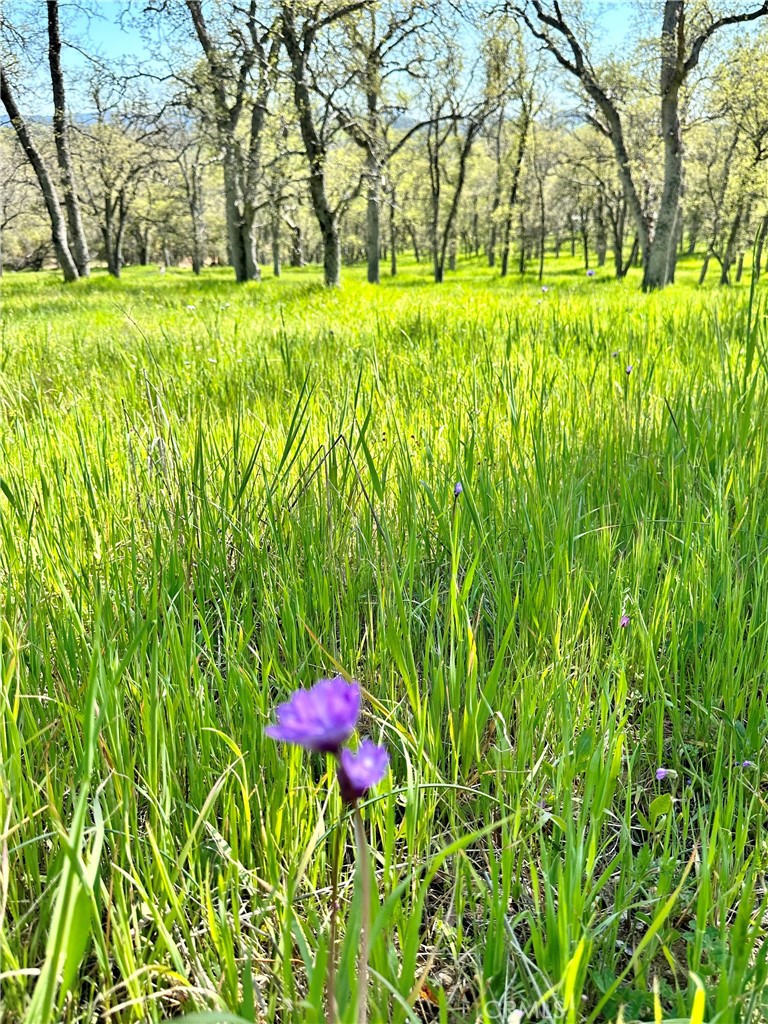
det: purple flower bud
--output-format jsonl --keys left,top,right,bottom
{"left": 454, "top": 482, "right": 463, "bottom": 498}
{"left": 626, "top": 365, "right": 633, "bottom": 375}
{"left": 741, "top": 760, "right": 756, "bottom": 768}
{"left": 620, "top": 614, "right": 630, "bottom": 628}
{"left": 586, "top": 269, "right": 595, "bottom": 277}
{"left": 656, "top": 767, "right": 671, "bottom": 781}
{"left": 266, "top": 677, "right": 360, "bottom": 753}
{"left": 337, "top": 740, "right": 389, "bottom": 804}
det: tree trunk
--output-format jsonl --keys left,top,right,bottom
{"left": 242, "top": 204, "right": 261, "bottom": 281}
{"left": 665, "top": 204, "right": 681, "bottom": 284}
{"left": 537, "top": 176, "right": 546, "bottom": 282}
{"left": 47, "top": 0, "right": 89, "bottom": 276}
{"left": 433, "top": 216, "right": 442, "bottom": 281}
{"left": 365, "top": 146, "right": 380, "bottom": 284}
{"left": 595, "top": 195, "right": 607, "bottom": 267}
{"left": 500, "top": 104, "right": 530, "bottom": 279}
{"left": 190, "top": 165, "right": 206, "bottom": 275}
{"left": 698, "top": 252, "right": 710, "bottom": 286}
{"left": 518, "top": 209, "right": 526, "bottom": 274}
{"left": 389, "top": 185, "right": 397, "bottom": 277}
{"left": 0, "top": 68, "right": 79, "bottom": 281}
{"left": 322, "top": 224, "right": 341, "bottom": 288}
{"left": 754, "top": 214, "right": 768, "bottom": 280}
{"left": 581, "top": 214, "right": 590, "bottom": 270}
{"left": 448, "top": 226, "right": 457, "bottom": 272}
{"left": 643, "top": 3, "right": 684, "bottom": 291}
{"left": 720, "top": 202, "right": 743, "bottom": 285}
{"left": 282, "top": 9, "right": 341, "bottom": 287}
{"left": 224, "top": 154, "right": 247, "bottom": 282}
{"left": 686, "top": 210, "right": 700, "bottom": 255}
{"left": 408, "top": 223, "right": 420, "bottom": 263}
{"left": 289, "top": 221, "right": 303, "bottom": 267}
{"left": 271, "top": 207, "right": 281, "bottom": 278}
{"left": 622, "top": 235, "right": 639, "bottom": 278}
{"left": 138, "top": 228, "right": 151, "bottom": 266}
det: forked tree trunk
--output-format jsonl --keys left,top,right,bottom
{"left": 500, "top": 104, "right": 530, "bottom": 279}
{"left": 0, "top": 68, "right": 79, "bottom": 281}
{"left": 282, "top": 7, "right": 342, "bottom": 287}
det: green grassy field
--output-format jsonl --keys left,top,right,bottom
{"left": 1, "top": 255, "right": 767, "bottom": 1023}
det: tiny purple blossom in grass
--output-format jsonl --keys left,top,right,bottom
{"left": 337, "top": 740, "right": 389, "bottom": 803}
{"left": 265, "top": 676, "right": 360, "bottom": 753}
{"left": 656, "top": 767, "right": 672, "bottom": 781}
{"left": 454, "top": 482, "right": 463, "bottom": 497}
{"left": 741, "top": 760, "right": 756, "bottom": 768}
{"left": 541, "top": 286, "right": 549, "bottom": 293}
{"left": 626, "top": 365, "right": 633, "bottom": 375}
{"left": 586, "top": 269, "right": 596, "bottom": 277}
{"left": 620, "top": 614, "right": 630, "bottom": 628}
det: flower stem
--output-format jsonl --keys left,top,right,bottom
{"left": 352, "top": 803, "right": 370, "bottom": 1024}
{"left": 326, "top": 820, "right": 341, "bottom": 1024}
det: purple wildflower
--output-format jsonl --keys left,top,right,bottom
{"left": 741, "top": 760, "right": 756, "bottom": 768}
{"left": 656, "top": 767, "right": 672, "bottom": 781}
{"left": 541, "top": 286, "right": 549, "bottom": 293}
{"left": 454, "top": 482, "right": 463, "bottom": 498}
{"left": 586, "top": 269, "right": 596, "bottom": 277}
{"left": 620, "top": 614, "right": 630, "bottom": 628}
{"left": 337, "top": 740, "right": 389, "bottom": 804}
{"left": 626, "top": 365, "right": 633, "bottom": 375}
{"left": 266, "top": 676, "right": 360, "bottom": 753}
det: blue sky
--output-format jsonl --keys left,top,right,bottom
{"left": 13, "top": 1, "right": 638, "bottom": 115}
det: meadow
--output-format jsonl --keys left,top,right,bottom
{"left": 0, "top": 254, "right": 767, "bottom": 1023}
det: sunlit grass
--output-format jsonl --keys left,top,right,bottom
{"left": 0, "top": 256, "right": 766, "bottom": 1022}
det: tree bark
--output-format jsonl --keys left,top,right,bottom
{"left": 389, "top": 185, "right": 397, "bottom": 277}
{"left": 407, "top": 223, "right": 420, "bottom": 262}
{"left": 288, "top": 221, "right": 303, "bottom": 266}
{"left": 595, "top": 195, "right": 607, "bottom": 267}
{"left": 191, "top": 169, "right": 206, "bottom": 275}
{"left": 365, "top": 146, "right": 380, "bottom": 284}
{"left": 47, "top": 0, "right": 89, "bottom": 276}
{"left": 0, "top": 67, "right": 79, "bottom": 281}
{"left": 271, "top": 205, "right": 281, "bottom": 278}
{"left": 281, "top": 6, "right": 342, "bottom": 287}
{"left": 500, "top": 104, "right": 530, "bottom": 278}
{"left": 698, "top": 252, "right": 710, "bottom": 286}
{"left": 184, "top": 0, "right": 268, "bottom": 283}
{"left": 754, "top": 214, "right": 768, "bottom": 279}
{"left": 720, "top": 202, "right": 743, "bottom": 285}
{"left": 643, "top": 3, "right": 684, "bottom": 289}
